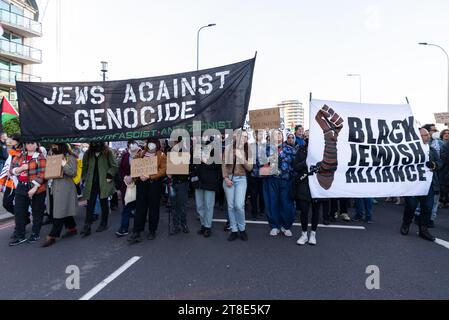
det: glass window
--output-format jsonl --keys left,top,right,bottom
{"left": 10, "top": 4, "right": 23, "bottom": 16}
{"left": 10, "top": 63, "right": 21, "bottom": 73}
{"left": 0, "top": 0, "right": 9, "bottom": 11}
{"left": 1, "top": 31, "right": 10, "bottom": 41}
{"left": 0, "top": 59, "right": 8, "bottom": 69}
{"left": 11, "top": 34, "right": 23, "bottom": 44}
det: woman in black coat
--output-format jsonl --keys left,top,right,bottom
{"left": 293, "top": 142, "right": 329, "bottom": 246}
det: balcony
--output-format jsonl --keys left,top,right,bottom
{"left": 0, "top": 9, "right": 42, "bottom": 37}
{"left": 0, "top": 39, "right": 42, "bottom": 64}
{"left": 0, "top": 68, "right": 41, "bottom": 88}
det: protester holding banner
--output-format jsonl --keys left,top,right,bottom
{"left": 128, "top": 138, "right": 167, "bottom": 244}
{"left": 293, "top": 140, "right": 319, "bottom": 245}
{"left": 222, "top": 130, "right": 253, "bottom": 241}
{"left": 42, "top": 144, "right": 78, "bottom": 247}
{"left": 263, "top": 130, "right": 296, "bottom": 238}
{"left": 9, "top": 141, "right": 47, "bottom": 246}
{"left": 80, "top": 142, "right": 118, "bottom": 237}
{"left": 193, "top": 139, "right": 222, "bottom": 238}
{"left": 115, "top": 140, "right": 140, "bottom": 237}
{"left": 167, "top": 138, "right": 190, "bottom": 235}
{"left": 401, "top": 128, "right": 440, "bottom": 241}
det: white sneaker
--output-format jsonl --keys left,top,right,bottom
{"left": 270, "top": 228, "right": 280, "bottom": 236}
{"left": 309, "top": 231, "right": 317, "bottom": 245}
{"left": 296, "top": 232, "right": 308, "bottom": 245}
{"left": 340, "top": 213, "right": 351, "bottom": 221}
{"left": 281, "top": 227, "right": 293, "bottom": 237}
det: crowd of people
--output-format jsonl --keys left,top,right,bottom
{"left": 0, "top": 122, "right": 446, "bottom": 247}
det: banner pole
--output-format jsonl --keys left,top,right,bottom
{"left": 405, "top": 96, "right": 410, "bottom": 104}
{"left": 309, "top": 92, "right": 312, "bottom": 102}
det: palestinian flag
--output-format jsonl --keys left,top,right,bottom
{"left": 1, "top": 96, "right": 19, "bottom": 125}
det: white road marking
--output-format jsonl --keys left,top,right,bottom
{"left": 212, "top": 219, "right": 366, "bottom": 230}
{"left": 79, "top": 256, "right": 141, "bottom": 300}
{"left": 434, "top": 238, "right": 449, "bottom": 250}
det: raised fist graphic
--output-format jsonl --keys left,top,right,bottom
{"left": 315, "top": 105, "right": 344, "bottom": 190}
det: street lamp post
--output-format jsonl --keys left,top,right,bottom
{"left": 419, "top": 42, "right": 449, "bottom": 113}
{"left": 101, "top": 61, "right": 108, "bottom": 82}
{"left": 196, "top": 24, "right": 216, "bottom": 70}
{"left": 347, "top": 74, "right": 362, "bottom": 103}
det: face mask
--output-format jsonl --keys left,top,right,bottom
{"left": 129, "top": 143, "right": 139, "bottom": 151}
{"left": 147, "top": 143, "right": 157, "bottom": 151}
{"left": 432, "top": 132, "right": 440, "bottom": 140}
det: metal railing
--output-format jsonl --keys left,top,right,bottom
{"left": 0, "top": 9, "right": 42, "bottom": 35}
{"left": 0, "top": 68, "right": 41, "bottom": 84}
{"left": 0, "top": 38, "right": 42, "bottom": 62}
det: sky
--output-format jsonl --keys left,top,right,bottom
{"left": 33, "top": 0, "right": 449, "bottom": 129}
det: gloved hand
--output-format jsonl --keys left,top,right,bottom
{"left": 425, "top": 161, "right": 435, "bottom": 170}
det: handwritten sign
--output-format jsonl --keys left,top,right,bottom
{"left": 434, "top": 112, "right": 449, "bottom": 124}
{"left": 167, "top": 152, "right": 190, "bottom": 175}
{"left": 131, "top": 157, "right": 158, "bottom": 178}
{"left": 249, "top": 107, "right": 281, "bottom": 130}
{"left": 45, "top": 154, "right": 63, "bottom": 179}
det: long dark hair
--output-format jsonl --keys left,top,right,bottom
{"left": 53, "top": 143, "right": 75, "bottom": 156}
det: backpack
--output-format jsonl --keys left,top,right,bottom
{"left": 72, "top": 158, "right": 83, "bottom": 185}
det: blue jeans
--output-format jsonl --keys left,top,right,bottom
{"left": 120, "top": 201, "right": 136, "bottom": 231}
{"left": 263, "top": 177, "right": 296, "bottom": 230}
{"left": 195, "top": 189, "right": 216, "bottom": 228}
{"left": 223, "top": 175, "right": 247, "bottom": 232}
{"left": 355, "top": 198, "right": 373, "bottom": 220}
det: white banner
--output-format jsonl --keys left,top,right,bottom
{"left": 307, "top": 99, "right": 432, "bottom": 198}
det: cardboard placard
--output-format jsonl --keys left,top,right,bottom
{"left": 131, "top": 157, "right": 158, "bottom": 178}
{"left": 45, "top": 154, "right": 64, "bottom": 179}
{"left": 249, "top": 107, "right": 281, "bottom": 130}
{"left": 434, "top": 112, "right": 449, "bottom": 124}
{"left": 167, "top": 152, "right": 190, "bottom": 175}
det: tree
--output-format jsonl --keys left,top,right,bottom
{"left": 2, "top": 117, "right": 20, "bottom": 136}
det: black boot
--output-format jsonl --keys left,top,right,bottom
{"left": 197, "top": 226, "right": 206, "bottom": 235}
{"left": 400, "top": 223, "right": 410, "bottom": 235}
{"left": 127, "top": 232, "right": 142, "bottom": 244}
{"left": 80, "top": 225, "right": 91, "bottom": 237}
{"left": 203, "top": 228, "right": 211, "bottom": 238}
{"left": 227, "top": 232, "right": 238, "bottom": 241}
{"left": 419, "top": 226, "right": 435, "bottom": 241}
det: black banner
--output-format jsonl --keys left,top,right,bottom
{"left": 16, "top": 58, "right": 256, "bottom": 143}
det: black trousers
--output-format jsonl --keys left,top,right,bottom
{"left": 316, "top": 200, "right": 331, "bottom": 222}
{"left": 14, "top": 187, "right": 46, "bottom": 239}
{"left": 248, "top": 176, "right": 265, "bottom": 217}
{"left": 298, "top": 200, "right": 320, "bottom": 232}
{"left": 3, "top": 187, "right": 15, "bottom": 214}
{"left": 49, "top": 216, "right": 76, "bottom": 238}
{"left": 134, "top": 180, "right": 163, "bottom": 233}
{"left": 85, "top": 181, "right": 110, "bottom": 227}
{"left": 110, "top": 192, "right": 119, "bottom": 209}
{"left": 403, "top": 191, "right": 433, "bottom": 227}
{"left": 330, "top": 198, "right": 349, "bottom": 215}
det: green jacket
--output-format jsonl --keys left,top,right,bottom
{"left": 82, "top": 150, "right": 118, "bottom": 200}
